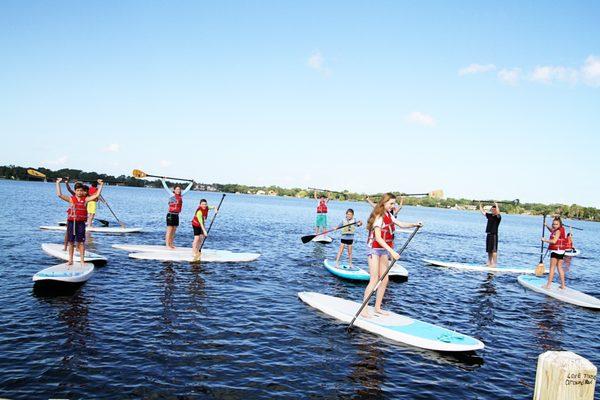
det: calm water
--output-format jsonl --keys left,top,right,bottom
{"left": 0, "top": 180, "right": 598, "bottom": 399}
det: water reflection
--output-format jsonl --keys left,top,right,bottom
{"left": 161, "top": 263, "right": 176, "bottom": 328}
{"left": 533, "top": 301, "right": 564, "bottom": 351}
{"left": 470, "top": 273, "right": 496, "bottom": 331}
{"left": 350, "top": 343, "right": 385, "bottom": 397}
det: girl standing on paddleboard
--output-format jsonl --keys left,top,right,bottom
{"left": 541, "top": 217, "right": 568, "bottom": 290}
{"left": 314, "top": 190, "right": 331, "bottom": 235}
{"left": 362, "top": 193, "right": 421, "bottom": 317}
{"left": 161, "top": 178, "right": 194, "bottom": 249}
{"left": 191, "top": 199, "right": 219, "bottom": 261}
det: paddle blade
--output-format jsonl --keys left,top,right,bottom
{"left": 132, "top": 169, "right": 147, "bottom": 179}
{"left": 27, "top": 169, "right": 46, "bottom": 179}
{"left": 301, "top": 235, "right": 316, "bottom": 244}
{"left": 428, "top": 189, "right": 444, "bottom": 199}
{"left": 535, "top": 263, "right": 545, "bottom": 276}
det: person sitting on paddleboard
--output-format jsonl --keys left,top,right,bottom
{"left": 55, "top": 178, "right": 104, "bottom": 265}
{"left": 541, "top": 217, "right": 568, "bottom": 290}
{"left": 191, "top": 199, "right": 219, "bottom": 261}
{"left": 362, "top": 193, "right": 421, "bottom": 317}
{"left": 480, "top": 202, "right": 501, "bottom": 267}
{"left": 334, "top": 209, "right": 362, "bottom": 267}
{"left": 314, "top": 190, "right": 331, "bottom": 235}
{"left": 161, "top": 178, "right": 194, "bottom": 249}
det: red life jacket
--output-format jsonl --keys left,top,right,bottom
{"left": 168, "top": 194, "right": 183, "bottom": 214}
{"left": 67, "top": 196, "right": 88, "bottom": 222}
{"left": 316, "top": 200, "right": 328, "bottom": 214}
{"left": 368, "top": 211, "right": 395, "bottom": 249}
{"left": 191, "top": 206, "right": 209, "bottom": 228}
{"left": 88, "top": 186, "right": 98, "bottom": 196}
{"left": 548, "top": 226, "right": 569, "bottom": 251}
{"left": 565, "top": 236, "right": 573, "bottom": 250}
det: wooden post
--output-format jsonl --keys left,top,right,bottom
{"left": 534, "top": 351, "right": 597, "bottom": 400}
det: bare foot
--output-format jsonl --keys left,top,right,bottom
{"left": 360, "top": 309, "right": 371, "bottom": 318}
{"left": 168, "top": 245, "right": 176, "bottom": 250}
{"left": 67, "top": 260, "right": 73, "bottom": 266}
{"left": 542, "top": 284, "right": 551, "bottom": 289}
{"left": 375, "top": 309, "right": 390, "bottom": 316}
{"left": 560, "top": 286, "right": 566, "bottom": 290}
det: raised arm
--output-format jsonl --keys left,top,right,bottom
{"left": 365, "top": 197, "right": 376, "bottom": 207}
{"left": 181, "top": 181, "right": 194, "bottom": 196}
{"left": 494, "top": 202, "right": 500, "bottom": 214}
{"left": 479, "top": 202, "right": 486, "bottom": 216}
{"left": 86, "top": 180, "right": 104, "bottom": 201}
{"left": 65, "top": 179, "right": 76, "bottom": 195}
{"left": 161, "top": 178, "right": 172, "bottom": 196}
{"left": 313, "top": 190, "right": 318, "bottom": 200}
{"left": 326, "top": 192, "right": 331, "bottom": 202}
{"left": 55, "top": 178, "right": 71, "bottom": 202}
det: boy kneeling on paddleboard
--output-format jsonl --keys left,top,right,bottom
{"left": 55, "top": 178, "right": 104, "bottom": 266}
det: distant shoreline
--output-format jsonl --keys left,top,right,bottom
{"left": 1, "top": 164, "right": 598, "bottom": 222}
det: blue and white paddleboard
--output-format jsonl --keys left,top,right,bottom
{"left": 298, "top": 292, "right": 484, "bottom": 352}
{"left": 33, "top": 262, "right": 94, "bottom": 284}
{"left": 518, "top": 275, "right": 600, "bottom": 309}
{"left": 42, "top": 243, "right": 107, "bottom": 264}
{"left": 323, "top": 259, "right": 407, "bottom": 281}
{"left": 424, "top": 259, "right": 544, "bottom": 274}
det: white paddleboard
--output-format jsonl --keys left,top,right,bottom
{"left": 564, "top": 249, "right": 581, "bottom": 257}
{"left": 40, "top": 225, "right": 142, "bottom": 234}
{"left": 424, "top": 259, "right": 543, "bottom": 274}
{"left": 518, "top": 275, "right": 600, "bottom": 309}
{"left": 42, "top": 243, "right": 107, "bottom": 263}
{"left": 33, "top": 262, "right": 94, "bottom": 284}
{"left": 129, "top": 251, "right": 261, "bottom": 263}
{"left": 111, "top": 244, "right": 229, "bottom": 255}
{"left": 312, "top": 235, "right": 333, "bottom": 243}
{"left": 298, "top": 292, "right": 484, "bottom": 352}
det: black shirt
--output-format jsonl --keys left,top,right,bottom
{"left": 485, "top": 213, "right": 501, "bottom": 234}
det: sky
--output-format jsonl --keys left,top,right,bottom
{"left": 1, "top": 1, "right": 599, "bottom": 206}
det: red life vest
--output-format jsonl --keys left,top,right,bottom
{"left": 67, "top": 196, "right": 88, "bottom": 222}
{"left": 565, "top": 236, "right": 573, "bottom": 250}
{"left": 548, "top": 226, "right": 568, "bottom": 251}
{"left": 168, "top": 194, "right": 183, "bottom": 214}
{"left": 368, "top": 212, "right": 395, "bottom": 249}
{"left": 88, "top": 186, "right": 98, "bottom": 196}
{"left": 316, "top": 200, "right": 328, "bottom": 214}
{"left": 191, "top": 206, "right": 209, "bottom": 227}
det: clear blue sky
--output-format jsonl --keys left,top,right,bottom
{"left": 1, "top": 1, "right": 598, "bottom": 206}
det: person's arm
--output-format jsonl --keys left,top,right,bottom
{"left": 198, "top": 211, "right": 208, "bottom": 236}
{"left": 394, "top": 219, "right": 422, "bottom": 229}
{"left": 161, "top": 178, "right": 172, "bottom": 195}
{"left": 326, "top": 192, "right": 331, "bottom": 202}
{"left": 65, "top": 179, "right": 76, "bottom": 196}
{"left": 495, "top": 202, "right": 500, "bottom": 215}
{"left": 365, "top": 197, "right": 376, "bottom": 207}
{"left": 55, "top": 178, "right": 71, "bottom": 202}
{"left": 86, "top": 180, "right": 104, "bottom": 201}
{"left": 181, "top": 181, "right": 194, "bottom": 196}
{"left": 479, "top": 202, "right": 486, "bottom": 216}
{"left": 542, "top": 231, "right": 560, "bottom": 244}
{"left": 373, "top": 227, "right": 400, "bottom": 260}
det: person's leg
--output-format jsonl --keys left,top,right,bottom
{"left": 165, "top": 226, "right": 171, "bottom": 247}
{"left": 87, "top": 213, "right": 94, "bottom": 227}
{"left": 492, "top": 252, "right": 498, "bottom": 267}
{"left": 544, "top": 258, "right": 557, "bottom": 288}
{"left": 63, "top": 229, "right": 69, "bottom": 251}
{"left": 557, "top": 258, "right": 566, "bottom": 289}
{"left": 78, "top": 242, "right": 85, "bottom": 265}
{"left": 348, "top": 244, "right": 353, "bottom": 266}
{"left": 374, "top": 255, "right": 390, "bottom": 314}
{"left": 170, "top": 227, "right": 178, "bottom": 248}
{"left": 362, "top": 254, "right": 380, "bottom": 317}
{"left": 335, "top": 243, "right": 344, "bottom": 264}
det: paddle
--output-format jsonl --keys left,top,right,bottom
{"left": 198, "top": 194, "right": 227, "bottom": 254}
{"left": 98, "top": 195, "right": 126, "bottom": 228}
{"left": 564, "top": 224, "right": 583, "bottom": 231}
{"left": 535, "top": 214, "right": 547, "bottom": 276}
{"left": 474, "top": 199, "right": 520, "bottom": 206}
{"left": 27, "top": 168, "right": 46, "bottom": 179}
{"left": 347, "top": 225, "right": 421, "bottom": 331}
{"left": 400, "top": 189, "right": 444, "bottom": 199}
{"left": 132, "top": 169, "right": 193, "bottom": 182}
{"left": 301, "top": 221, "right": 358, "bottom": 244}
{"left": 309, "top": 187, "right": 346, "bottom": 195}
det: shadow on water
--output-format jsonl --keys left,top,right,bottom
{"left": 349, "top": 343, "right": 385, "bottom": 397}
{"left": 532, "top": 301, "right": 564, "bottom": 351}
{"left": 469, "top": 273, "right": 497, "bottom": 332}
{"left": 32, "top": 282, "right": 84, "bottom": 298}
{"left": 160, "top": 263, "right": 176, "bottom": 328}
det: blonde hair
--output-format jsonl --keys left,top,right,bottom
{"left": 367, "top": 193, "right": 396, "bottom": 231}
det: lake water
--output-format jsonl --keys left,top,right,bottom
{"left": 0, "top": 180, "right": 598, "bottom": 399}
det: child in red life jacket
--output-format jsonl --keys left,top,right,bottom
{"left": 191, "top": 199, "right": 219, "bottom": 261}
{"left": 314, "top": 190, "right": 331, "bottom": 235}
{"left": 161, "top": 178, "right": 194, "bottom": 249}
{"left": 55, "top": 178, "right": 104, "bottom": 265}
{"left": 541, "top": 217, "right": 568, "bottom": 290}
{"left": 362, "top": 193, "right": 421, "bottom": 318}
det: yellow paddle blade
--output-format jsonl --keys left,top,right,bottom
{"left": 132, "top": 169, "right": 147, "bottom": 179}
{"left": 535, "top": 262, "right": 545, "bottom": 277}
{"left": 27, "top": 169, "right": 46, "bottom": 178}
{"left": 428, "top": 189, "right": 444, "bottom": 199}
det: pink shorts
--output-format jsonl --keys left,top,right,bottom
{"left": 367, "top": 247, "right": 389, "bottom": 258}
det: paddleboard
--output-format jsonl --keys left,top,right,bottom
{"left": 129, "top": 251, "right": 261, "bottom": 263}
{"left": 517, "top": 275, "right": 600, "bottom": 309}
{"left": 111, "top": 244, "right": 229, "bottom": 255}
{"left": 312, "top": 235, "right": 333, "bottom": 244}
{"left": 424, "top": 259, "right": 543, "bottom": 274}
{"left": 298, "top": 292, "right": 484, "bottom": 352}
{"left": 33, "top": 262, "right": 94, "bottom": 284}
{"left": 40, "top": 225, "right": 142, "bottom": 234}
{"left": 564, "top": 249, "right": 581, "bottom": 257}
{"left": 323, "top": 259, "right": 407, "bottom": 281}
{"left": 42, "top": 243, "right": 107, "bottom": 264}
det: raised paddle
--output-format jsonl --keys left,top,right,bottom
{"left": 27, "top": 168, "right": 46, "bottom": 179}
{"left": 564, "top": 224, "right": 583, "bottom": 231}
{"left": 99, "top": 195, "right": 126, "bottom": 228}
{"left": 301, "top": 221, "right": 359, "bottom": 244}
{"left": 535, "top": 214, "right": 547, "bottom": 276}
{"left": 400, "top": 189, "right": 444, "bottom": 199}
{"left": 132, "top": 169, "right": 194, "bottom": 182}
{"left": 197, "top": 194, "right": 227, "bottom": 254}
{"left": 474, "top": 199, "right": 520, "bottom": 206}
{"left": 308, "top": 187, "right": 346, "bottom": 195}
{"left": 347, "top": 225, "right": 421, "bottom": 331}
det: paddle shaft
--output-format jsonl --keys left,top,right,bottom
{"left": 147, "top": 173, "right": 193, "bottom": 182}
{"left": 564, "top": 224, "right": 583, "bottom": 231}
{"left": 539, "top": 215, "right": 546, "bottom": 263}
{"left": 474, "top": 199, "right": 519, "bottom": 205}
{"left": 347, "top": 226, "right": 421, "bottom": 331}
{"left": 302, "top": 221, "right": 358, "bottom": 243}
{"left": 99, "top": 195, "right": 125, "bottom": 227}
{"left": 198, "top": 194, "right": 226, "bottom": 253}
{"left": 309, "top": 187, "right": 346, "bottom": 195}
